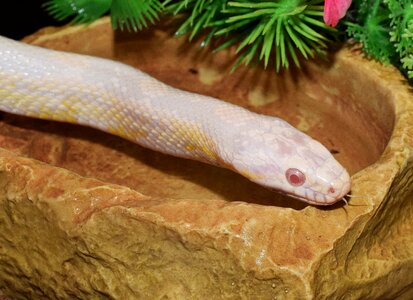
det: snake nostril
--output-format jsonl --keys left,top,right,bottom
{"left": 328, "top": 187, "right": 336, "bottom": 194}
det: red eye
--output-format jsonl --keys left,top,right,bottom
{"left": 286, "top": 168, "right": 306, "bottom": 186}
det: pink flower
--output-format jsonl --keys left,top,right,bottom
{"left": 324, "top": 0, "right": 352, "bottom": 27}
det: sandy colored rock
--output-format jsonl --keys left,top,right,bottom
{"left": 0, "top": 17, "right": 412, "bottom": 299}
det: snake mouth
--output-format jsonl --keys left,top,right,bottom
{"left": 274, "top": 189, "right": 340, "bottom": 206}
{"left": 291, "top": 175, "right": 351, "bottom": 206}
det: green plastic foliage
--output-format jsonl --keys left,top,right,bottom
{"left": 166, "top": 0, "right": 335, "bottom": 71}
{"left": 388, "top": 0, "right": 413, "bottom": 79}
{"left": 44, "top": 0, "right": 112, "bottom": 23}
{"left": 45, "top": 0, "right": 163, "bottom": 30}
{"left": 110, "top": 0, "right": 163, "bottom": 30}
{"left": 346, "top": 0, "right": 413, "bottom": 79}
{"left": 44, "top": 0, "right": 334, "bottom": 72}
{"left": 42, "top": 0, "right": 413, "bottom": 78}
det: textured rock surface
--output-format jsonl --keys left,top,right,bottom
{"left": 0, "top": 18, "right": 412, "bottom": 299}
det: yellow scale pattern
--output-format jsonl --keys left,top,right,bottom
{"left": 0, "top": 68, "right": 220, "bottom": 166}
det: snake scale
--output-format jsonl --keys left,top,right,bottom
{"left": 0, "top": 36, "right": 351, "bottom": 205}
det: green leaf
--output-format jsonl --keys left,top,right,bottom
{"left": 287, "top": 35, "right": 301, "bottom": 67}
{"left": 44, "top": 0, "right": 111, "bottom": 23}
{"left": 111, "top": 0, "right": 163, "bottom": 31}
{"left": 45, "top": 0, "right": 336, "bottom": 74}
{"left": 284, "top": 20, "right": 308, "bottom": 59}
{"left": 260, "top": 26, "right": 276, "bottom": 67}
{"left": 346, "top": 0, "right": 413, "bottom": 80}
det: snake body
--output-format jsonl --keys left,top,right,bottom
{"left": 0, "top": 36, "right": 350, "bottom": 205}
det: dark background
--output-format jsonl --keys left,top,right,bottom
{"left": 1, "top": 0, "right": 64, "bottom": 39}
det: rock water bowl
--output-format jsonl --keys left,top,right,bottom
{"left": 0, "top": 17, "right": 412, "bottom": 299}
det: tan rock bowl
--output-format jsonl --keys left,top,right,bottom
{"left": 0, "top": 17, "right": 412, "bottom": 299}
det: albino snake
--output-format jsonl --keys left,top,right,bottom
{"left": 0, "top": 36, "right": 351, "bottom": 205}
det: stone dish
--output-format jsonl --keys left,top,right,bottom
{"left": 0, "top": 17, "right": 412, "bottom": 299}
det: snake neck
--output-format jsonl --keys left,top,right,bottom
{"left": 0, "top": 36, "right": 235, "bottom": 169}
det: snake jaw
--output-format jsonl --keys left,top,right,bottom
{"left": 265, "top": 167, "right": 351, "bottom": 206}
{"left": 272, "top": 189, "right": 332, "bottom": 206}
{"left": 279, "top": 189, "right": 347, "bottom": 206}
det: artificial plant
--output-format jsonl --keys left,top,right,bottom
{"left": 345, "top": 0, "right": 412, "bottom": 80}
{"left": 44, "top": 0, "right": 412, "bottom": 80}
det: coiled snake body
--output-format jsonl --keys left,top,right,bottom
{"left": 0, "top": 36, "right": 350, "bottom": 205}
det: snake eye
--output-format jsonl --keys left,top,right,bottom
{"left": 285, "top": 168, "right": 306, "bottom": 186}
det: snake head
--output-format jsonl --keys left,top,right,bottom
{"left": 230, "top": 120, "right": 351, "bottom": 205}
